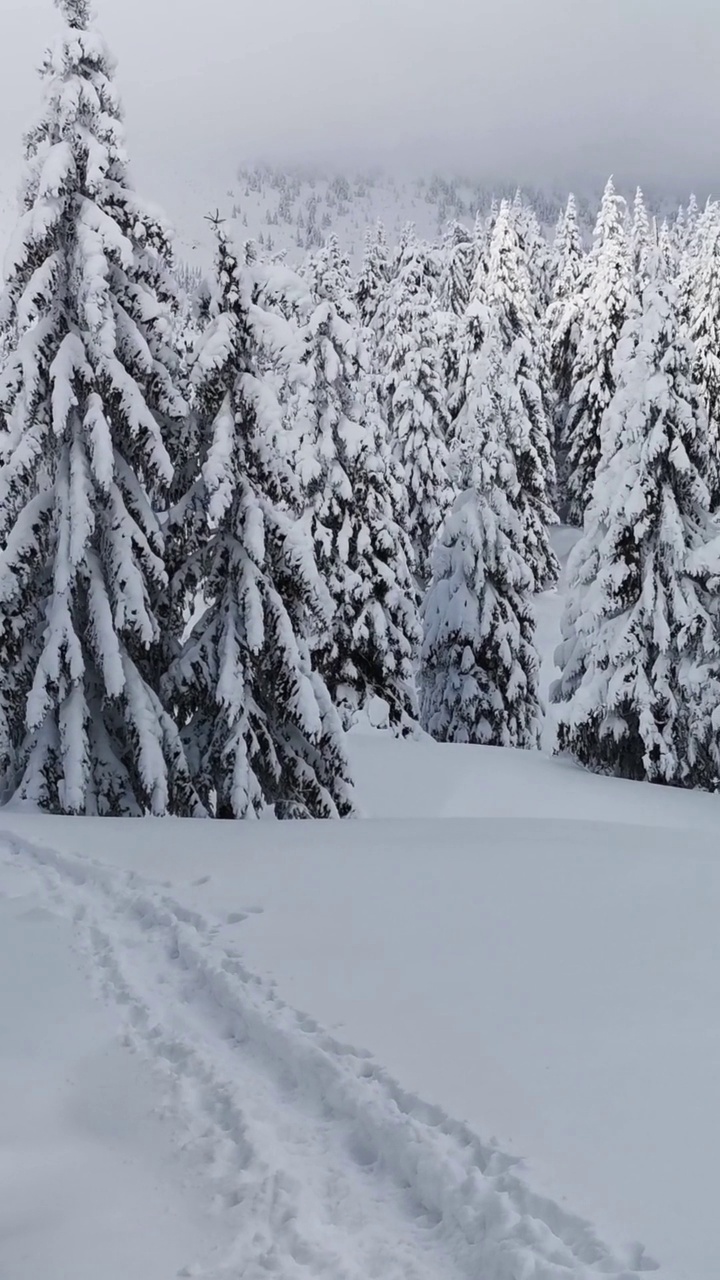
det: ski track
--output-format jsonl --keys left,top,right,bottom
{"left": 0, "top": 831, "right": 660, "bottom": 1280}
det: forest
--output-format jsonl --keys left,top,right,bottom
{"left": 0, "top": 0, "right": 718, "bottom": 816}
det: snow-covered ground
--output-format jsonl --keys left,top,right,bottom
{"left": 1, "top": 532, "right": 717, "bottom": 1280}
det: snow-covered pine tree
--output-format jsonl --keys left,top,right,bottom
{"left": 0, "top": 0, "right": 200, "bottom": 815}
{"left": 421, "top": 302, "right": 540, "bottom": 747}
{"left": 657, "top": 219, "right": 678, "bottom": 283}
{"left": 686, "top": 193, "right": 700, "bottom": 242}
{"left": 552, "top": 257, "right": 720, "bottom": 789}
{"left": 564, "top": 177, "right": 632, "bottom": 526}
{"left": 673, "top": 202, "right": 688, "bottom": 257}
{"left": 510, "top": 192, "right": 554, "bottom": 321}
{"left": 378, "top": 224, "right": 452, "bottom": 585}
{"left": 682, "top": 204, "right": 720, "bottom": 504}
{"left": 472, "top": 208, "right": 490, "bottom": 281}
{"left": 435, "top": 223, "right": 475, "bottom": 446}
{"left": 167, "top": 223, "right": 355, "bottom": 818}
{"left": 482, "top": 201, "right": 559, "bottom": 588}
{"left": 438, "top": 220, "right": 475, "bottom": 317}
{"left": 291, "top": 235, "right": 420, "bottom": 731}
{"left": 630, "top": 186, "right": 653, "bottom": 289}
{"left": 355, "top": 220, "right": 390, "bottom": 332}
{"left": 546, "top": 193, "right": 586, "bottom": 516}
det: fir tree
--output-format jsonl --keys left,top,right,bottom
{"left": 472, "top": 208, "right": 490, "bottom": 282}
{"left": 482, "top": 202, "right": 558, "bottom": 588}
{"left": 355, "top": 220, "right": 390, "bottom": 332}
{"left": 630, "top": 186, "right": 653, "bottom": 288}
{"left": 564, "top": 177, "right": 632, "bottom": 526}
{"left": 438, "top": 220, "right": 475, "bottom": 317}
{"left": 378, "top": 224, "right": 452, "bottom": 584}
{"left": 553, "top": 261, "right": 720, "bottom": 789}
{"left": 657, "top": 220, "right": 678, "bottom": 283}
{"left": 546, "top": 193, "right": 586, "bottom": 517}
{"left": 511, "top": 192, "right": 554, "bottom": 321}
{"left": 683, "top": 205, "right": 720, "bottom": 503}
{"left": 167, "top": 225, "right": 355, "bottom": 819}
{"left": 0, "top": 0, "right": 199, "bottom": 815}
{"left": 292, "top": 236, "right": 421, "bottom": 732}
{"left": 421, "top": 303, "right": 540, "bottom": 747}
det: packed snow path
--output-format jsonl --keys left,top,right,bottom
{"left": 1, "top": 832, "right": 657, "bottom": 1280}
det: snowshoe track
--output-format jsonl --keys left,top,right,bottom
{"left": 1, "top": 831, "right": 658, "bottom": 1280}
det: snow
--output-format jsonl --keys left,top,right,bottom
{"left": 0, "top": 530, "right": 717, "bottom": 1279}
{"left": 0, "top": 856, "right": 227, "bottom": 1279}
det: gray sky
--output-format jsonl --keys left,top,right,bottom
{"left": 1, "top": 0, "right": 719, "bottom": 206}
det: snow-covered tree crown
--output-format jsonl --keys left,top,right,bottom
{"left": 55, "top": 0, "right": 93, "bottom": 30}
{"left": 0, "top": 0, "right": 194, "bottom": 815}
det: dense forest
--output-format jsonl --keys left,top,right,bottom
{"left": 1, "top": 0, "right": 719, "bottom": 815}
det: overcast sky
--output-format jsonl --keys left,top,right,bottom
{"left": 1, "top": 0, "right": 719, "bottom": 207}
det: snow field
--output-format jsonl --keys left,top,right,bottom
{"left": 1, "top": 830, "right": 659, "bottom": 1280}
{"left": 4, "top": 713, "right": 720, "bottom": 1279}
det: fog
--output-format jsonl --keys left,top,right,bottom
{"left": 1, "top": 0, "right": 718, "bottom": 201}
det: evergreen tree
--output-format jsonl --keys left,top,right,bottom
{"left": 436, "top": 222, "right": 480, "bottom": 445}
{"left": 378, "top": 224, "right": 452, "bottom": 584}
{"left": 687, "top": 193, "right": 700, "bottom": 241}
{"left": 546, "top": 193, "right": 586, "bottom": 516}
{"left": 472, "top": 208, "right": 490, "bottom": 282}
{"left": 438, "top": 220, "right": 475, "bottom": 317}
{"left": 292, "top": 236, "right": 421, "bottom": 732}
{"left": 167, "top": 225, "right": 355, "bottom": 819}
{"left": 482, "top": 202, "right": 558, "bottom": 588}
{"left": 511, "top": 192, "right": 554, "bottom": 320}
{"left": 421, "top": 303, "right": 540, "bottom": 747}
{"left": 673, "top": 202, "right": 688, "bottom": 257}
{"left": 564, "top": 177, "right": 632, "bottom": 526}
{"left": 682, "top": 204, "right": 720, "bottom": 503}
{"left": 553, "top": 261, "right": 720, "bottom": 789}
{"left": 0, "top": 0, "right": 200, "bottom": 815}
{"left": 657, "top": 220, "right": 678, "bottom": 282}
{"left": 355, "top": 220, "right": 390, "bottom": 332}
{"left": 630, "top": 187, "right": 653, "bottom": 288}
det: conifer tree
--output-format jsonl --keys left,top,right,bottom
{"left": 657, "top": 220, "right": 678, "bottom": 282}
{"left": 673, "top": 202, "right": 688, "bottom": 257}
{"left": 292, "top": 236, "right": 421, "bottom": 731}
{"left": 546, "top": 193, "right": 586, "bottom": 515}
{"left": 482, "top": 202, "right": 558, "bottom": 588}
{"left": 472, "top": 208, "right": 491, "bottom": 282}
{"left": 378, "top": 224, "right": 452, "bottom": 584}
{"left": 439, "top": 220, "right": 475, "bottom": 317}
{"left": 167, "top": 224, "right": 355, "bottom": 818}
{"left": 687, "top": 193, "right": 700, "bottom": 241}
{"left": 0, "top": 0, "right": 200, "bottom": 815}
{"left": 421, "top": 303, "right": 540, "bottom": 747}
{"left": 553, "top": 261, "right": 720, "bottom": 789}
{"left": 630, "top": 187, "right": 653, "bottom": 288}
{"left": 682, "top": 205, "right": 720, "bottom": 503}
{"left": 511, "top": 192, "right": 554, "bottom": 320}
{"left": 355, "top": 220, "right": 390, "bottom": 332}
{"left": 436, "top": 222, "right": 479, "bottom": 445}
{"left": 564, "top": 177, "right": 632, "bottom": 526}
